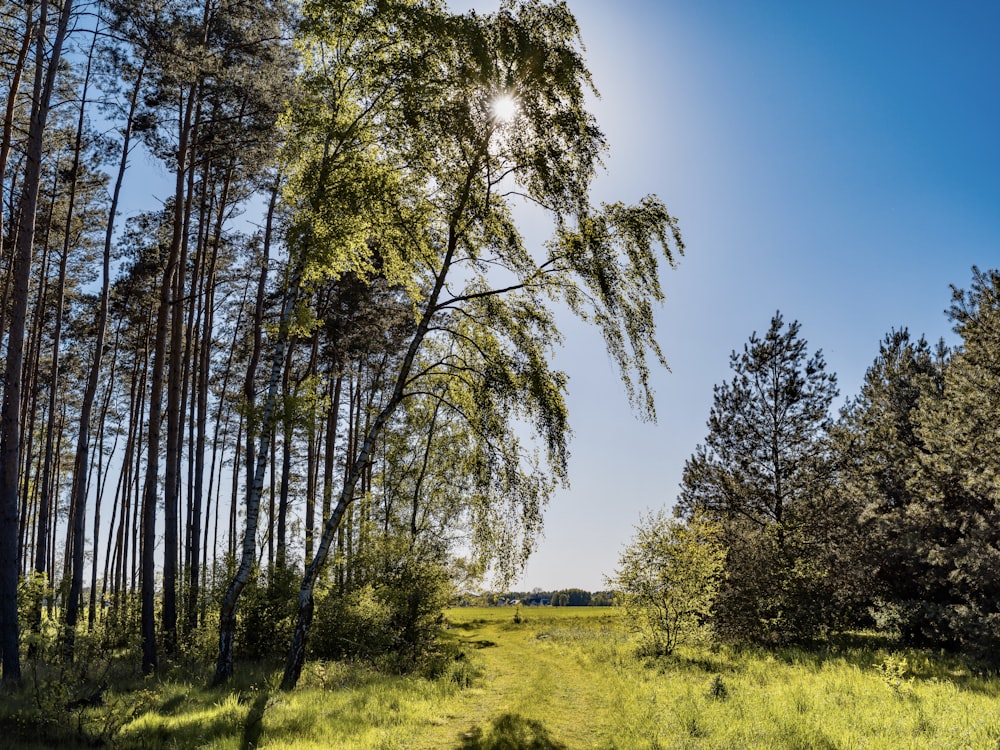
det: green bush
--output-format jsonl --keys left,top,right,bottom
{"left": 19, "top": 572, "right": 55, "bottom": 657}
{"left": 310, "top": 536, "right": 453, "bottom": 671}
{"left": 609, "top": 511, "right": 724, "bottom": 656}
{"left": 235, "top": 565, "right": 298, "bottom": 661}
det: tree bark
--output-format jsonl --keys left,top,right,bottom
{"left": 0, "top": 4, "right": 34, "bottom": 341}
{"left": 141, "top": 78, "right": 197, "bottom": 674}
{"left": 60, "top": 22, "right": 99, "bottom": 655}
{"left": 275, "top": 340, "right": 296, "bottom": 571}
{"left": 203, "top": 278, "right": 249, "bottom": 622}
{"left": 317, "top": 372, "right": 341, "bottom": 568}
{"left": 190, "top": 158, "right": 233, "bottom": 628}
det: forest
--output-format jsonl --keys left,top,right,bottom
{"left": 2, "top": 0, "right": 1000, "bottom": 745}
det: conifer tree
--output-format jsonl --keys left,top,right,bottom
{"left": 834, "top": 329, "right": 947, "bottom": 642}
{"left": 677, "top": 313, "right": 842, "bottom": 642}
{"left": 1, "top": 0, "right": 75, "bottom": 685}
{"left": 911, "top": 267, "right": 1000, "bottom": 656}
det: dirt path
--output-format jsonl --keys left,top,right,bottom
{"left": 413, "top": 611, "right": 615, "bottom": 749}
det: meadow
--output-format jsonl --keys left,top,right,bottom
{"left": 4, "top": 606, "right": 1000, "bottom": 749}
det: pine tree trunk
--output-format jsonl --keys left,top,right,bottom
{"left": 1, "top": 0, "right": 73, "bottom": 686}
{"left": 86, "top": 47, "right": 141, "bottom": 621}
{"left": 203, "top": 278, "right": 248, "bottom": 622}
{"left": 23, "top": 158, "right": 60, "bottom": 585}
{"left": 142, "top": 80, "right": 196, "bottom": 673}
{"left": 162, "top": 122, "right": 199, "bottom": 656}
{"left": 60, "top": 25, "right": 98, "bottom": 654}
{"left": 0, "top": 5, "right": 34, "bottom": 341}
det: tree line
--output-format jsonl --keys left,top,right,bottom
{"left": 458, "top": 588, "right": 615, "bottom": 607}
{"left": 0, "top": 0, "right": 683, "bottom": 689}
{"left": 615, "top": 273, "right": 1000, "bottom": 661}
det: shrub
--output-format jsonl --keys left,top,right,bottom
{"left": 236, "top": 565, "right": 298, "bottom": 661}
{"left": 609, "top": 510, "right": 725, "bottom": 655}
{"left": 310, "top": 535, "right": 453, "bottom": 672}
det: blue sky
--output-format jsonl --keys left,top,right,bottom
{"left": 447, "top": 0, "right": 1000, "bottom": 591}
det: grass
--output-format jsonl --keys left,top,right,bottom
{"left": 3, "top": 607, "right": 1000, "bottom": 748}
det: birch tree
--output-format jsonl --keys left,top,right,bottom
{"left": 276, "top": 0, "right": 684, "bottom": 690}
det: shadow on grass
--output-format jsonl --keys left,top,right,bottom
{"left": 156, "top": 691, "right": 188, "bottom": 716}
{"left": 450, "top": 620, "right": 488, "bottom": 631}
{"left": 675, "top": 652, "right": 738, "bottom": 675}
{"left": 241, "top": 690, "right": 270, "bottom": 750}
{"left": 457, "top": 712, "right": 568, "bottom": 750}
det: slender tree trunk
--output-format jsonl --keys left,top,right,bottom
{"left": 24, "top": 180, "right": 53, "bottom": 587}
{"left": 214, "top": 260, "right": 303, "bottom": 684}
{"left": 162, "top": 114, "right": 200, "bottom": 656}
{"left": 142, "top": 79, "right": 197, "bottom": 674}
{"left": 281, "top": 222, "right": 462, "bottom": 690}
{"left": 315, "top": 372, "right": 341, "bottom": 567}
{"left": 132, "top": 339, "right": 149, "bottom": 602}
{"left": 188, "top": 164, "right": 231, "bottom": 630}
{"left": 89, "top": 387, "right": 120, "bottom": 631}
{"left": 235, "top": 177, "right": 276, "bottom": 563}
{"left": 303, "top": 337, "right": 320, "bottom": 563}
{"left": 22, "top": 81, "right": 62, "bottom": 592}
{"left": 60, "top": 25, "right": 99, "bottom": 653}
{"left": 411, "top": 391, "right": 444, "bottom": 541}
{"left": 1, "top": 0, "right": 73, "bottom": 686}
{"left": 178, "top": 150, "right": 212, "bottom": 640}
{"left": 228, "top": 415, "right": 242, "bottom": 560}
{"left": 203, "top": 278, "right": 249, "bottom": 622}
{"left": 0, "top": 5, "right": 34, "bottom": 341}
{"left": 267, "top": 432, "right": 276, "bottom": 568}
{"left": 105, "top": 333, "right": 137, "bottom": 623}
{"left": 86, "top": 51, "right": 143, "bottom": 622}
{"left": 275, "top": 340, "right": 296, "bottom": 571}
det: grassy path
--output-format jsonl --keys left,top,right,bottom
{"left": 411, "top": 607, "right": 618, "bottom": 749}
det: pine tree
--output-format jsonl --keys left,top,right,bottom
{"left": 834, "top": 329, "right": 948, "bottom": 643}
{"left": 911, "top": 267, "right": 1000, "bottom": 657}
{"left": 0, "top": 0, "right": 75, "bottom": 686}
{"left": 677, "top": 312, "right": 843, "bottom": 642}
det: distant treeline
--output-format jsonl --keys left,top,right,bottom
{"left": 456, "top": 589, "right": 615, "bottom": 607}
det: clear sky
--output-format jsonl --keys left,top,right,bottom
{"left": 449, "top": 0, "right": 1000, "bottom": 591}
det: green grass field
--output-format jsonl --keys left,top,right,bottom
{"left": 4, "top": 606, "right": 1000, "bottom": 749}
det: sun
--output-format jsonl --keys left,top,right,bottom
{"left": 490, "top": 93, "right": 518, "bottom": 123}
